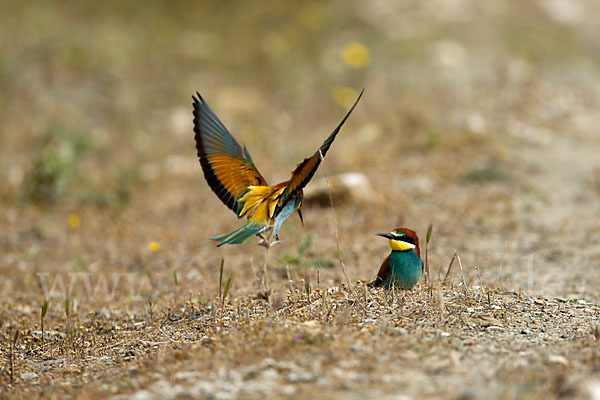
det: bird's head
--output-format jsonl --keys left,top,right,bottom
{"left": 375, "top": 228, "right": 421, "bottom": 257}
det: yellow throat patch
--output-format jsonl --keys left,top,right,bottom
{"left": 389, "top": 239, "right": 416, "bottom": 252}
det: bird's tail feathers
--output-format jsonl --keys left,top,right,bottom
{"left": 211, "top": 223, "right": 265, "bottom": 246}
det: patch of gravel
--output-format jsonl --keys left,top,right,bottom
{"left": 107, "top": 288, "right": 600, "bottom": 400}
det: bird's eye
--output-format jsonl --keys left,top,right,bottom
{"left": 395, "top": 235, "right": 416, "bottom": 245}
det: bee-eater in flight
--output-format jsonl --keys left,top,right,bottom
{"left": 369, "top": 228, "right": 423, "bottom": 289}
{"left": 192, "top": 90, "right": 363, "bottom": 247}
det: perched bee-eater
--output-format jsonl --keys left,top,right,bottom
{"left": 369, "top": 228, "right": 423, "bottom": 289}
{"left": 192, "top": 90, "right": 363, "bottom": 247}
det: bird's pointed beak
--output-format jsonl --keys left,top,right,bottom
{"left": 297, "top": 209, "right": 304, "bottom": 227}
{"left": 375, "top": 232, "right": 395, "bottom": 240}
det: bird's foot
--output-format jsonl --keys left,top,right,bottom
{"left": 257, "top": 234, "right": 281, "bottom": 249}
{"left": 257, "top": 232, "right": 271, "bottom": 248}
{"left": 270, "top": 235, "right": 281, "bottom": 247}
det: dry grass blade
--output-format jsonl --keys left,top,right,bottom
{"left": 321, "top": 288, "right": 328, "bottom": 317}
{"left": 41, "top": 299, "right": 49, "bottom": 352}
{"left": 10, "top": 329, "right": 20, "bottom": 384}
{"left": 223, "top": 277, "right": 233, "bottom": 300}
{"left": 218, "top": 258, "right": 224, "bottom": 299}
{"left": 475, "top": 266, "right": 491, "bottom": 304}
{"left": 262, "top": 246, "right": 270, "bottom": 289}
{"left": 286, "top": 265, "right": 293, "bottom": 293}
{"left": 442, "top": 251, "right": 458, "bottom": 286}
{"left": 456, "top": 252, "right": 467, "bottom": 289}
{"left": 438, "top": 287, "right": 445, "bottom": 324}
{"left": 425, "top": 223, "right": 433, "bottom": 283}
{"left": 64, "top": 298, "right": 71, "bottom": 359}
{"left": 221, "top": 276, "right": 233, "bottom": 325}
{"left": 318, "top": 149, "right": 351, "bottom": 288}
{"left": 172, "top": 269, "right": 178, "bottom": 287}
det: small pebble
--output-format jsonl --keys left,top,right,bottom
{"left": 20, "top": 372, "right": 38, "bottom": 380}
{"left": 548, "top": 355, "right": 569, "bottom": 365}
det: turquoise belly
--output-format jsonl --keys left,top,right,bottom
{"left": 272, "top": 196, "right": 301, "bottom": 235}
{"left": 384, "top": 250, "right": 423, "bottom": 289}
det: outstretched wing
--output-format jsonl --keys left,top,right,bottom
{"left": 193, "top": 93, "right": 268, "bottom": 214}
{"left": 275, "top": 89, "right": 364, "bottom": 213}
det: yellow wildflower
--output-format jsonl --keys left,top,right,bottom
{"left": 67, "top": 213, "right": 80, "bottom": 229}
{"left": 332, "top": 86, "right": 359, "bottom": 109}
{"left": 342, "top": 42, "right": 370, "bottom": 69}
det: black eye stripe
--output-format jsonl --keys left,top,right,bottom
{"left": 394, "top": 235, "right": 416, "bottom": 245}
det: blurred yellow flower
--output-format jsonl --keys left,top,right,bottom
{"left": 342, "top": 42, "right": 370, "bottom": 69}
{"left": 148, "top": 241, "right": 160, "bottom": 252}
{"left": 67, "top": 213, "right": 80, "bottom": 229}
{"left": 332, "top": 86, "right": 359, "bottom": 108}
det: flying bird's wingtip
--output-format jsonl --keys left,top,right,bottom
{"left": 347, "top": 87, "right": 364, "bottom": 112}
{"left": 354, "top": 88, "right": 365, "bottom": 101}
{"left": 192, "top": 92, "right": 204, "bottom": 104}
